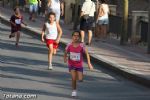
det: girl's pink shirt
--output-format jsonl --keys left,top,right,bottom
{"left": 65, "top": 43, "right": 85, "bottom": 68}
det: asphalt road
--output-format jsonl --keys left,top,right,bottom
{"left": 0, "top": 23, "right": 150, "bottom": 100}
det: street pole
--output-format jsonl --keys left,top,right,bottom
{"left": 73, "top": 0, "right": 79, "bottom": 30}
{"left": 94, "top": 0, "right": 99, "bottom": 37}
{"left": 148, "top": 0, "right": 150, "bottom": 53}
{"left": 120, "top": 0, "right": 128, "bottom": 45}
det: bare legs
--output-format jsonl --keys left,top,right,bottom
{"left": 48, "top": 44, "right": 57, "bottom": 69}
{"left": 88, "top": 30, "right": 92, "bottom": 44}
{"left": 101, "top": 25, "right": 107, "bottom": 39}
{"left": 80, "top": 30, "right": 85, "bottom": 43}
{"left": 9, "top": 31, "right": 20, "bottom": 47}
{"left": 29, "top": 12, "right": 36, "bottom": 21}
{"left": 96, "top": 24, "right": 107, "bottom": 39}
{"left": 70, "top": 70, "right": 83, "bottom": 90}
{"left": 48, "top": 44, "right": 53, "bottom": 65}
{"left": 80, "top": 30, "right": 93, "bottom": 44}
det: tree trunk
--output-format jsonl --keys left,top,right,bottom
{"left": 120, "top": 0, "right": 128, "bottom": 45}
{"left": 148, "top": 0, "right": 150, "bottom": 53}
{"left": 73, "top": 0, "right": 79, "bottom": 30}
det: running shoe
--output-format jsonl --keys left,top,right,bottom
{"left": 71, "top": 90, "right": 77, "bottom": 97}
{"left": 48, "top": 64, "right": 53, "bottom": 70}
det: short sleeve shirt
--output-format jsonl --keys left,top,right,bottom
{"left": 29, "top": 0, "right": 38, "bottom": 4}
{"left": 10, "top": 15, "right": 23, "bottom": 32}
{"left": 81, "top": 0, "right": 95, "bottom": 16}
{"left": 65, "top": 43, "right": 85, "bottom": 68}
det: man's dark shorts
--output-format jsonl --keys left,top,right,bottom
{"left": 80, "top": 17, "right": 94, "bottom": 31}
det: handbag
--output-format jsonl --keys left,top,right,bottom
{"left": 83, "top": 14, "right": 90, "bottom": 20}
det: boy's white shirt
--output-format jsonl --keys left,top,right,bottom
{"left": 45, "top": 22, "right": 58, "bottom": 40}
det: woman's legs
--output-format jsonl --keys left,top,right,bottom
{"left": 101, "top": 25, "right": 107, "bottom": 39}
{"left": 88, "top": 30, "right": 92, "bottom": 44}
{"left": 95, "top": 25, "right": 100, "bottom": 37}
{"left": 29, "top": 4, "right": 38, "bottom": 21}
{"left": 80, "top": 30, "right": 85, "bottom": 43}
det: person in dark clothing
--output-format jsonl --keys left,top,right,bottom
{"left": 9, "top": 7, "right": 27, "bottom": 47}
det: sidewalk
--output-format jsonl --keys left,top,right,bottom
{"left": 0, "top": 6, "right": 150, "bottom": 88}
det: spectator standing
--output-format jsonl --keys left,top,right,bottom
{"left": 40, "top": 0, "right": 47, "bottom": 17}
{"left": 80, "top": 0, "right": 95, "bottom": 45}
{"left": 46, "top": 0, "right": 64, "bottom": 23}
{"left": 96, "top": 0, "right": 109, "bottom": 40}
{"left": 18, "top": 0, "right": 26, "bottom": 11}
{"left": 28, "top": 0, "right": 39, "bottom": 21}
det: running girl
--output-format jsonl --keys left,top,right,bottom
{"left": 64, "top": 31, "right": 94, "bottom": 97}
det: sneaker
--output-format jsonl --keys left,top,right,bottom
{"left": 48, "top": 64, "right": 53, "bottom": 70}
{"left": 71, "top": 90, "right": 77, "bottom": 97}
{"left": 9, "top": 34, "right": 15, "bottom": 38}
{"left": 9, "top": 34, "right": 12, "bottom": 38}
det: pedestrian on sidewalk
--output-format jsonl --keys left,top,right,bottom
{"left": 80, "top": 0, "right": 95, "bottom": 46}
{"left": 96, "top": 0, "right": 109, "bottom": 40}
{"left": 38, "top": 0, "right": 42, "bottom": 16}
{"left": 64, "top": 31, "right": 94, "bottom": 97}
{"left": 28, "top": 0, "right": 39, "bottom": 21}
{"left": 41, "top": 12, "right": 62, "bottom": 70}
{"left": 9, "top": 6, "right": 27, "bottom": 47}
{"left": 45, "top": 0, "right": 64, "bottom": 23}
{"left": 17, "top": 0, "right": 26, "bottom": 11}
{"left": 40, "top": 0, "right": 47, "bottom": 17}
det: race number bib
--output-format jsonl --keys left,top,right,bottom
{"left": 15, "top": 19, "right": 21, "bottom": 24}
{"left": 70, "top": 52, "right": 80, "bottom": 61}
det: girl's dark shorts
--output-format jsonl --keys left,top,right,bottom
{"left": 69, "top": 66, "right": 83, "bottom": 72}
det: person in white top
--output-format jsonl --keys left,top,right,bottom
{"left": 46, "top": 0, "right": 64, "bottom": 22}
{"left": 41, "top": 12, "right": 62, "bottom": 70}
{"left": 96, "top": 0, "right": 110, "bottom": 40}
{"left": 80, "top": 0, "right": 95, "bottom": 46}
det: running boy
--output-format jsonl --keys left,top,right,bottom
{"left": 9, "top": 6, "right": 27, "bottom": 47}
{"left": 64, "top": 31, "right": 94, "bottom": 97}
{"left": 41, "top": 12, "right": 62, "bottom": 70}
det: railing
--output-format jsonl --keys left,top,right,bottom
{"left": 140, "top": 21, "right": 148, "bottom": 42}
{"left": 109, "top": 15, "right": 132, "bottom": 39}
{"left": 109, "top": 15, "right": 148, "bottom": 43}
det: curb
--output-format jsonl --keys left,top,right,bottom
{"left": 1, "top": 15, "right": 150, "bottom": 88}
